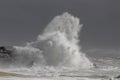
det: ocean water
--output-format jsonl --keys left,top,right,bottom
{"left": 0, "top": 12, "right": 119, "bottom": 80}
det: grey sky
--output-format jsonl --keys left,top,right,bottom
{"left": 0, "top": 0, "right": 120, "bottom": 57}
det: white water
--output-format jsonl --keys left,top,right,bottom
{"left": 0, "top": 13, "right": 120, "bottom": 80}
{"left": 0, "top": 12, "right": 93, "bottom": 70}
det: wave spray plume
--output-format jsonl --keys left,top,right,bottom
{"left": 7, "top": 12, "right": 93, "bottom": 69}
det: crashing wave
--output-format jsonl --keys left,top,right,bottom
{"left": 0, "top": 12, "right": 93, "bottom": 69}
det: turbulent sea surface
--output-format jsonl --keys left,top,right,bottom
{"left": 0, "top": 13, "right": 119, "bottom": 80}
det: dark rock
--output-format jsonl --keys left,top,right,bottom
{"left": 114, "top": 75, "right": 120, "bottom": 78}
{"left": 0, "top": 46, "right": 13, "bottom": 57}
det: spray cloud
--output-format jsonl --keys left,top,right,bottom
{"left": 0, "top": 12, "right": 93, "bottom": 69}
{"left": 25, "top": 12, "right": 93, "bottom": 68}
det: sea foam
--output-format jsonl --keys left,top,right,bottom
{"left": 0, "top": 12, "right": 93, "bottom": 69}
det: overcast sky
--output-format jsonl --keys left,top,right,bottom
{"left": 0, "top": 0, "right": 120, "bottom": 57}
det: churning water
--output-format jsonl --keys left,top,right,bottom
{"left": 0, "top": 12, "right": 93, "bottom": 70}
{"left": 2, "top": 12, "right": 117, "bottom": 80}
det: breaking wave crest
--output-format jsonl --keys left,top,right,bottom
{"left": 0, "top": 12, "right": 93, "bottom": 70}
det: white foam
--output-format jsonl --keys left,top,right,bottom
{"left": 0, "top": 12, "right": 93, "bottom": 70}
